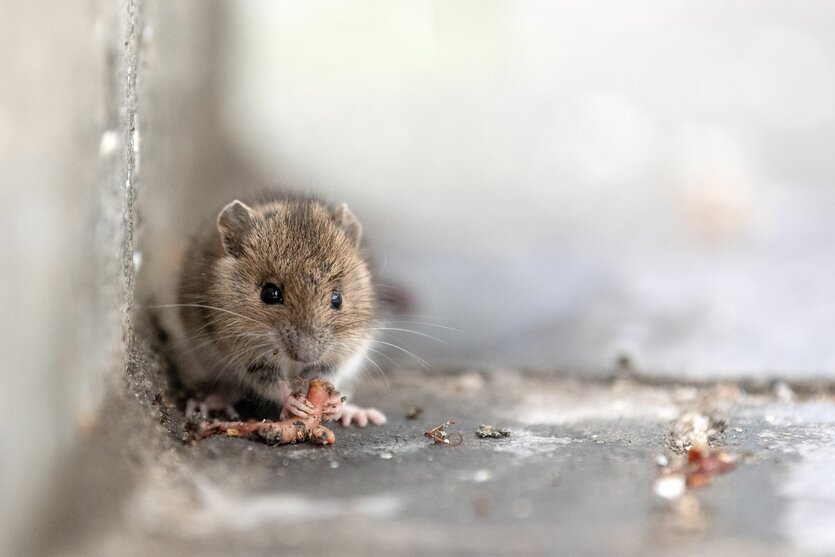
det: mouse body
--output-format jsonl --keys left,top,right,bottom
{"left": 175, "top": 193, "right": 385, "bottom": 427}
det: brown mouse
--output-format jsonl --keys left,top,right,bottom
{"left": 175, "top": 193, "right": 386, "bottom": 427}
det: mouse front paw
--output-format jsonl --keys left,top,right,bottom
{"left": 280, "top": 392, "right": 316, "bottom": 420}
{"left": 340, "top": 403, "right": 387, "bottom": 428}
{"left": 322, "top": 391, "right": 345, "bottom": 422}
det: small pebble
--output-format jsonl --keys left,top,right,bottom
{"left": 380, "top": 452, "right": 393, "bottom": 460}
{"left": 654, "top": 474, "right": 686, "bottom": 500}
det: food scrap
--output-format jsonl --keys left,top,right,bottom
{"left": 654, "top": 446, "right": 737, "bottom": 500}
{"left": 424, "top": 419, "right": 464, "bottom": 446}
{"left": 682, "top": 447, "right": 736, "bottom": 488}
{"left": 476, "top": 424, "right": 511, "bottom": 438}
{"left": 186, "top": 378, "right": 337, "bottom": 446}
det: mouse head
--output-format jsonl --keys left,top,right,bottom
{"left": 210, "top": 197, "right": 374, "bottom": 374}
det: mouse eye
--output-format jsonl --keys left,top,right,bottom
{"left": 261, "top": 283, "right": 284, "bottom": 305}
{"left": 330, "top": 290, "right": 343, "bottom": 310}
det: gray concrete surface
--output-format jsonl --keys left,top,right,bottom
{"left": 25, "top": 347, "right": 835, "bottom": 557}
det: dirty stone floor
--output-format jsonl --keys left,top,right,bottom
{"left": 40, "top": 368, "right": 835, "bottom": 557}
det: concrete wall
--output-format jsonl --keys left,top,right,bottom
{"left": 219, "top": 1, "right": 835, "bottom": 378}
{"left": 0, "top": 0, "right": 142, "bottom": 551}
{"left": 0, "top": 1, "right": 240, "bottom": 553}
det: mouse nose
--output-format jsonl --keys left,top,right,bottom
{"left": 284, "top": 331, "right": 320, "bottom": 363}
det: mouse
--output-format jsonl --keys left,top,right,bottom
{"left": 174, "top": 193, "right": 386, "bottom": 427}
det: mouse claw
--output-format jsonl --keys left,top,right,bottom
{"left": 340, "top": 403, "right": 387, "bottom": 428}
{"left": 280, "top": 392, "right": 316, "bottom": 420}
{"left": 322, "top": 391, "right": 345, "bottom": 422}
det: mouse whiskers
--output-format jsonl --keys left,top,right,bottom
{"left": 347, "top": 335, "right": 432, "bottom": 371}
{"left": 147, "top": 303, "right": 274, "bottom": 333}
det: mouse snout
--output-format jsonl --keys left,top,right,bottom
{"left": 284, "top": 331, "right": 321, "bottom": 364}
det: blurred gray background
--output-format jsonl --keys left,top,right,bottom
{"left": 193, "top": 1, "right": 834, "bottom": 377}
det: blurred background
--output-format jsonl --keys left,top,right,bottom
{"left": 200, "top": 1, "right": 834, "bottom": 376}
{"left": 2, "top": 0, "right": 835, "bottom": 554}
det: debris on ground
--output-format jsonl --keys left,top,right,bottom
{"left": 656, "top": 408, "right": 737, "bottom": 500}
{"left": 681, "top": 447, "right": 736, "bottom": 487}
{"left": 654, "top": 447, "right": 737, "bottom": 500}
{"left": 424, "top": 419, "right": 464, "bottom": 446}
{"left": 475, "top": 424, "right": 511, "bottom": 438}
{"left": 405, "top": 405, "right": 424, "bottom": 420}
{"left": 653, "top": 473, "right": 687, "bottom": 500}
{"left": 665, "top": 411, "right": 726, "bottom": 453}
{"left": 186, "top": 378, "right": 337, "bottom": 446}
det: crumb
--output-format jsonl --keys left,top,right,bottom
{"left": 653, "top": 447, "right": 737, "bottom": 500}
{"left": 475, "top": 424, "right": 511, "bottom": 438}
{"left": 666, "top": 411, "right": 726, "bottom": 453}
{"left": 424, "top": 419, "right": 463, "bottom": 446}
{"left": 654, "top": 473, "right": 686, "bottom": 500}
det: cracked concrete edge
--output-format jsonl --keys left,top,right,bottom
{"left": 120, "top": 0, "right": 141, "bottom": 352}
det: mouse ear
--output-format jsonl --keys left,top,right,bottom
{"left": 333, "top": 202, "right": 363, "bottom": 247}
{"left": 217, "top": 200, "right": 259, "bottom": 257}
